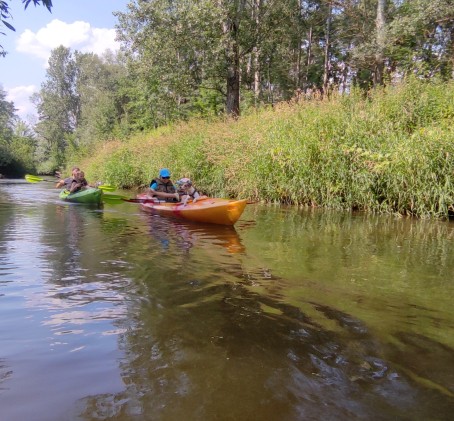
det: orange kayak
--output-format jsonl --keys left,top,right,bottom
{"left": 137, "top": 194, "right": 247, "bottom": 225}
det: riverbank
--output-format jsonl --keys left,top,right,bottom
{"left": 79, "top": 77, "right": 454, "bottom": 218}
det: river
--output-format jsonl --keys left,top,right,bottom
{"left": 1, "top": 179, "right": 453, "bottom": 420}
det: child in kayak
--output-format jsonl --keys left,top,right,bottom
{"left": 69, "top": 170, "right": 89, "bottom": 193}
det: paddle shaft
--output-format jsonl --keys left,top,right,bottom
{"left": 25, "top": 175, "right": 115, "bottom": 192}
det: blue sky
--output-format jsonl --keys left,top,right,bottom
{"left": 1, "top": 0, "right": 129, "bottom": 121}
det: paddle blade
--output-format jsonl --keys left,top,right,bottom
{"left": 102, "top": 196, "right": 124, "bottom": 204}
{"left": 103, "top": 193, "right": 126, "bottom": 200}
{"left": 97, "top": 184, "right": 116, "bottom": 192}
{"left": 25, "top": 174, "right": 44, "bottom": 183}
{"left": 102, "top": 193, "right": 129, "bottom": 204}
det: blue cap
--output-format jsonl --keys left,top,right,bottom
{"left": 159, "top": 168, "right": 171, "bottom": 178}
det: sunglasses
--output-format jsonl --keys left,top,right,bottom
{"left": 162, "top": 176, "right": 170, "bottom": 179}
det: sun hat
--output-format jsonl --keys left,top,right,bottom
{"left": 159, "top": 168, "right": 171, "bottom": 178}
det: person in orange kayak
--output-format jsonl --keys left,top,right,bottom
{"left": 148, "top": 168, "right": 180, "bottom": 202}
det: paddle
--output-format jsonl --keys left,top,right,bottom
{"left": 102, "top": 193, "right": 157, "bottom": 204}
{"left": 25, "top": 174, "right": 55, "bottom": 183}
{"left": 95, "top": 184, "right": 117, "bottom": 192}
{"left": 25, "top": 175, "right": 116, "bottom": 192}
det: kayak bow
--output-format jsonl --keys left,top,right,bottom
{"left": 59, "top": 188, "right": 103, "bottom": 204}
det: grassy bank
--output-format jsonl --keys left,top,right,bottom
{"left": 79, "top": 77, "right": 454, "bottom": 218}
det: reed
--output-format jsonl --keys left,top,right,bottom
{"left": 83, "top": 77, "right": 454, "bottom": 218}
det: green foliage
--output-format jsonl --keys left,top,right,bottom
{"left": 81, "top": 78, "right": 454, "bottom": 218}
{"left": 33, "top": 47, "right": 130, "bottom": 171}
{"left": 387, "top": 0, "right": 454, "bottom": 79}
{"left": 0, "top": 88, "right": 38, "bottom": 175}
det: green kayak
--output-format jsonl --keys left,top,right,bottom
{"left": 59, "top": 188, "right": 103, "bottom": 204}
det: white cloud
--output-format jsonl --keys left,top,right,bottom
{"left": 6, "top": 85, "right": 38, "bottom": 120}
{"left": 16, "top": 19, "right": 120, "bottom": 65}
{"left": 9, "top": 20, "right": 120, "bottom": 120}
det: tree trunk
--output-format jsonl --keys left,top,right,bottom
{"left": 450, "top": 25, "right": 454, "bottom": 79}
{"left": 223, "top": 21, "right": 240, "bottom": 117}
{"left": 221, "top": 1, "right": 242, "bottom": 117}
{"left": 305, "top": 25, "right": 313, "bottom": 88}
{"left": 374, "top": 0, "right": 386, "bottom": 86}
{"left": 253, "top": 0, "right": 262, "bottom": 105}
{"left": 322, "top": 3, "right": 332, "bottom": 96}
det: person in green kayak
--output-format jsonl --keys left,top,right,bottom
{"left": 148, "top": 168, "right": 180, "bottom": 202}
{"left": 69, "top": 170, "right": 89, "bottom": 193}
{"left": 55, "top": 166, "right": 80, "bottom": 190}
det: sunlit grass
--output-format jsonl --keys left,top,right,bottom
{"left": 82, "top": 77, "right": 454, "bottom": 218}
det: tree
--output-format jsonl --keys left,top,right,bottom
{"left": 0, "top": 86, "right": 16, "bottom": 167}
{"left": 32, "top": 45, "right": 129, "bottom": 169}
{"left": 0, "top": 87, "right": 36, "bottom": 175}
{"left": 73, "top": 50, "right": 129, "bottom": 146}
{"left": 115, "top": 0, "right": 223, "bottom": 124}
{"left": 9, "top": 120, "right": 37, "bottom": 174}
{"left": 387, "top": 0, "right": 454, "bottom": 79}
{"left": 33, "top": 45, "right": 79, "bottom": 170}
{"left": 374, "top": 0, "right": 386, "bottom": 86}
{"left": 1, "top": 0, "right": 53, "bottom": 57}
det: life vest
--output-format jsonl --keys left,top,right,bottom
{"left": 150, "top": 178, "right": 178, "bottom": 202}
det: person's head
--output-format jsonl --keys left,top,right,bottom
{"left": 71, "top": 166, "right": 80, "bottom": 177}
{"left": 159, "top": 168, "right": 171, "bottom": 182}
{"left": 75, "top": 170, "right": 84, "bottom": 181}
{"left": 78, "top": 171, "right": 85, "bottom": 179}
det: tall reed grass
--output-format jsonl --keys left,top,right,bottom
{"left": 83, "top": 77, "right": 454, "bottom": 218}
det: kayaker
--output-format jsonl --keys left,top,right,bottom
{"left": 148, "top": 168, "right": 180, "bottom": 202}
{"left": 69, "top": 170, "right": 89, "bottom": 194}
{"left": 78, "top": 171, "right": 89, "bottom": 187}
{"left": 55, "top": 166, "right": 80, "bottom": 190}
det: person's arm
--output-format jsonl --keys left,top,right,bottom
{"left": 56, "top": 176, "right": 72, "bottom": 189}
{"left": 149, "top": 189, "right": 180, "bottom": 201}
{"left": 69, "top": 181, "right": 81, "bottom": 193}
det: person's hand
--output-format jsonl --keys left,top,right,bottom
{"left": 174, "top": 193, "right": 180, "bottom": 201}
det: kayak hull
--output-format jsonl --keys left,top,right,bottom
{"left": 137, "top": 194, "right": 247, "bottom": 225}
{"left": 59, "top": 188, "right": 103, "bottom": 204}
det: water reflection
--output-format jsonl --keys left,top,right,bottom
{"left": 75, "top": 263, "right": 454, "bottom": 420}
{"left": 74, "top": 207, "right": 454, "bottom": 420}
{"left": 143, "top": 213, "right": 246, "bottom": 255}
{"left": 2, "top": 184, "right": 454, "bottom": 420}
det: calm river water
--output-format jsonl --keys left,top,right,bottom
{"left": 0, "top": 180, "right": 453, "bottom": 421}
